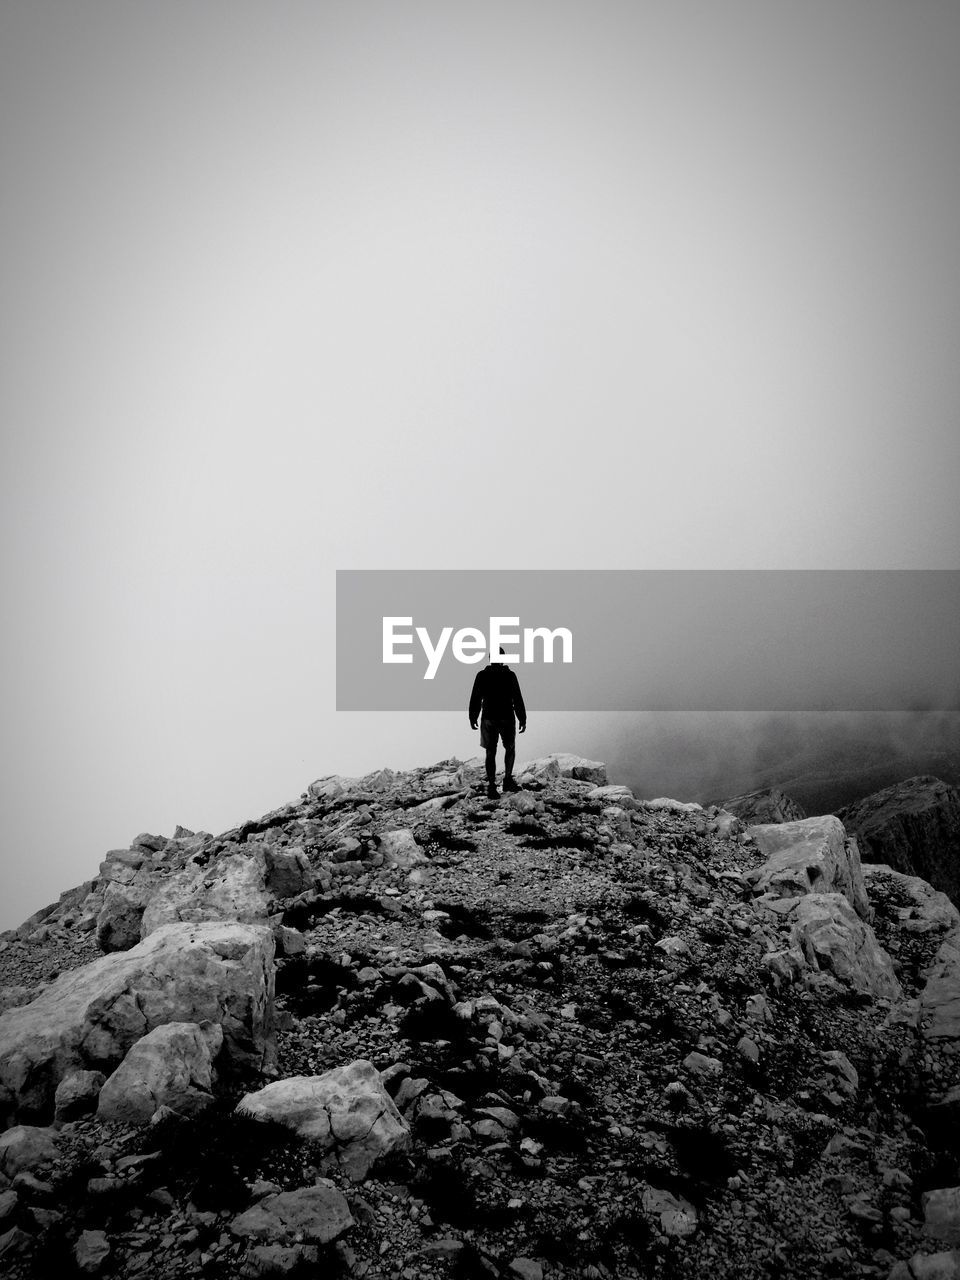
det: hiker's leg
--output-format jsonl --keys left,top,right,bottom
{"left": 502, "top": 721, "right": 516, "bottom": 779}
{"left": 480, "top": 719, "right": 497, "bottom": 783}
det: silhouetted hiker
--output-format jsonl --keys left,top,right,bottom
{"left": 469, "top": 648, "right": 527, "bottom": 799}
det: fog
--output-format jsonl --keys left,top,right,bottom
{"left": 2, "top": 2, "right": 959, "bottom": 930}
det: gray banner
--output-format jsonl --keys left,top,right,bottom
{"left": 336, "top": 570, "right": 960, "bottom": 712}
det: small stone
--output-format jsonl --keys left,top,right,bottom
{"left": 655, "top": 936, "right": 690, "bottom": 957}
{"left": 737, "top": 1036, "right": 760, "bottom": 1063}
{"left": 54, "top": 1070, "right": 106, "bottom": 1122}
{"left": 682, "top": 1051, "right": 722, "bottom": 1077}
{"left": 508, "top": 1259, "right": 544, "bottom": 1280}
{"left": 75, "top": 1229, "right": 111, "bottom": 1274}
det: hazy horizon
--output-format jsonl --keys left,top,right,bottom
{"left": 2, "top": 2, "right": 959, "bottom": 930}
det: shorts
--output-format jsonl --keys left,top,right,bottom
{"left": 480, "top": 717, "right": 516, "bottom": 749}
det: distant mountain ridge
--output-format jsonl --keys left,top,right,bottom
{"left": 836, "top": 775, "right": 960, "bottom": 906}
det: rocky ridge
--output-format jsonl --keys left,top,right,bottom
{"left": 837, "top": 777, "right": 960, "bottom": 907}
{"left": 1, "top": 754, "right": 960, "bottom": 1279}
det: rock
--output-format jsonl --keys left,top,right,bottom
{"left": 897, "top": 1252, "right": 960, "bottom": 1280}
{"left": 75, "top": 1228, "right": 111, "bottom": 1274}
{"left": 921, "top": 939, "right": 960, "bottom": 1041}
{"left": 683, "top": 1051, "right": 722, "bottom": 1077}
{"left": 721, "top": 787, "right": 806, "bottom": 824}
{"left": 737, "top": 1036, "right": 760, "bottom": 1063}
{"left": 709, "top": 810, "right": 743, "bottom": 839}
{"left": 54, "top": 1069, "right": 106, "bottom": 1122}
{"left": 139, "top": 852, "right": 272, "bottom": 936}
{"left": 95, "top": 885, "right": 144, "bottom": 953}
{"left": 837, "top": 777, "right": 960, "bottom": 904}
{"left": 655, "top": 935, "right": 691, "bottom": 958}
{"left": 0, "top": 1125, "right": 58, "bottom": 1178}
{"left": 0, "top": 987, "right": 39, "bottom": 1016}
{"left": 132, "top": 833, "right": 166, "bottom": 852}
{"left": 789, "top": 893, "right": 901, "bottom": 998}
{"left": 0, "top": 921, "right": 275, "bottom": 1124}
{"left": 587, "top": 784, "right": 638, "bottom": 806}
{"left": 98, "top": 849, "right": 148, "bottom": 882}
{"left": 642, "top": 1186, "right": 698, "bottom": 1236}
{"left": 275, "top": 926, "right": 305, "bottom": 956}
{"left": 516, "top": 754, "right": 607, "bottom": 785}
{"left": 644, "top": 798, "right": 704, "bottom": 813}
{"left": 306, "top": 776, "right": 351, "bottom": 801}
{"left": 230, "top": 1182, "right": 354, "bottom": 1244}
{"left": 243, "top": 1243, "right": 320, "bottom": 1276}
{"left": 262, "top": 847, "right": 313, "bottom": 900}
{"left": 924, "top": 1188, "right": 960, "bottom": 1244}
{"left": 237, "top": 1059, "right": 410, "bottom": 1181}
{"left": 864, "top": 864, "right": 960, "bottom": 935}
{"left": 0, "top": 1189, "right": 17, "bottom": 1223}
{"left": 97, "top": 1020, "right": 223, "bottom": 1124}
{"left": 508, "top": 1260, "right": 544, "bottom": 1280}
{"left": 377, "top": 830, "right": 426, "bottom": 870}
{"left": 0, "top": 1226, "right": 33, "bottom": 1265}
{"left": 748, "top": 816, "right": 870, "bottom": 918}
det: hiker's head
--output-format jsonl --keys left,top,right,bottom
{"left": 494, "top": 646, "right": 505, "bottom": 664}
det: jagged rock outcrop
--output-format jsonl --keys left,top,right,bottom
{"left": 721, "top": 787, "right": 806, "bottom": 824}
{"left": 0, "top": 921, "right": 274, "bottom": 1124}
{"left": 747, "top": 814, "right": 871, "bottom": 918}
{"left": 837, "top": 776, "right": 960, "bottom": 904}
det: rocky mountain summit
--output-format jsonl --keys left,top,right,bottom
{"left": 2, "top": 753, "right": 960, "bottom": 1279}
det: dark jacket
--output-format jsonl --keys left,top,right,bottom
{"left": 469, "top": 663, "right": 526, "bottom": 727}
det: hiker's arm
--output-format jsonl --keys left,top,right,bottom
{"left": 513, "top": 674, "right": 527, "bottom": 731}
{"left": 468, "top": 672, "right": 483, "bottom": 729}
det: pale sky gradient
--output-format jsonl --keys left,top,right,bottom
{"left": 1, "top": 2, "right": 958, "bottom": 930}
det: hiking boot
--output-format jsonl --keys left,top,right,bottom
{"left": 486, "top": 783, "right": 500, "bottom": 799}
{"left": 502, "top": 776, "right": 521, "bottom": 792}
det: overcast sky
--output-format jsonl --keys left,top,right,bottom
{"left": 1, "top": 1, "right": 958, "bottom": 931}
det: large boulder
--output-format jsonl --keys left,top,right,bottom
{"left": 139, "top": 852, "right": 273, "bottom": 937}
{"left": 721, "top": 787, "right": 806, "bottom": 824}
{"left": 837, "top": 777, "right": 960, "bottom": 906}
{"left": 137, "top": 846, "right": 316, "bottom": 939}
{"left": 238, "top": 1059, "right": 409, "bottom": 1181}
{"left": 97, "top": 1021, "right": 223, "bottom": 1124}
{"left": 747, "top": 816, "right": 870, "bottom": 919}
{"left": 788, "top": 893, "right": 901, "bottom": 999}
{"left": 0, "top": 921, "right": 275, "bottom": 1124}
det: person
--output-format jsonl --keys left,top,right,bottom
{"left": 469, "top": 648, "right": 527, "bottom": 799}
